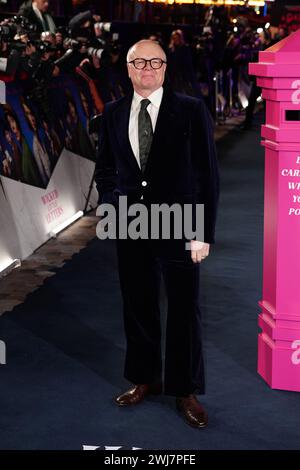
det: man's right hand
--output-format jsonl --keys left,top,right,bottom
{"left": 190, "top": 241, "right": 210, "bottom": 264}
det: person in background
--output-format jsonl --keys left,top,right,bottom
{"left": 20, "top": 97, "right": 52, "bottom": 186}
{"left": 0, "top": 142, "right": 13, "bottom": 178}
{"left": 3, "top": 127, "right": 23, "bottom": 181}
{"left": 18, "top": 0, "right": 56, "bottom": 34}
{"left": 65, "top": 90, "right": 95, "bottom": 160}
{"left": 3, "top": 104, "right": 43, "bottom": 187}
{"left": 167, "top": 29, "right": 202, "bottom": 98}
{"left": 242, "top": 29, "right": 274, "bottom": 130}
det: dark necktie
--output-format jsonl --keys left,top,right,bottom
{"left": 41, "top": 13, "right": 48, "bottom": 31}
{"left": 138, "top": 99, "right": 153, "bottom": 173}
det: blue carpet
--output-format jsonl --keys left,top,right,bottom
{"left": 1, "top": 115, "right": 299, "bottom": 450}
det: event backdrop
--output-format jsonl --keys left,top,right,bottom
{"left": 0, "top": 75, "right": 98, "bottom": 264}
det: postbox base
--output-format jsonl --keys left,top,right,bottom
{"left": 258, "top": 333, "right": 300, "bottom": 392}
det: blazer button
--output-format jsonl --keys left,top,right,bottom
{"left": 141, "top": 181, "right": 147, "bottom": 187}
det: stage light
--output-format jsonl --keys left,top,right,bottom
{"left": 49, "top": 211, "right": 84, "bottom": 238}
{"left": 257, "top": 27, "right": 264, "bottom": 33}
{"left": 137, "top": 0, "right": 266, "bottom": 6}
{"left": 265, "top": 22, "right": 270, "bottom": 29}
{"left": 0, "top": 258, "right": 21, "bottom": 278}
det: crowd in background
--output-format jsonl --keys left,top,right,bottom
{"left": 0, "top": 1, "right": 290, "bottom": 129}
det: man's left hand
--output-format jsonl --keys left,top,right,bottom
{"left": 190, "top": 241, "right": 210, "bottom": 264}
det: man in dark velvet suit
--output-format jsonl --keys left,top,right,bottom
{"left": 95, "top": 40, "right": 219, "bottom": 428}
{"left": 18, "top": 0, "right": 56, "bottom": 35}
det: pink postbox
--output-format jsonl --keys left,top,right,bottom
{"left": 249, "top": 30, "right": 300, "bottom": 392}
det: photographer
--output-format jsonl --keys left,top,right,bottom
{"left": 55, "top": 10, "right": 124, "bottom": 110}
{"left": 0, "top": 14, "right": 55, "bottom": 81}
{"left": 0, "top": 19, "right": 27, "bottom": 79}
{"left": 192, "top": 27, "right": 215, "bottom": 114}
{"left": 54, "top": 10, "right": 108, "bottom": 74}
{"left": 167, "top": 29, "right": 202, "bottom": 99}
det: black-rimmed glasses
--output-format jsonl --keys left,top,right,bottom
{"left": 127, "top": 58, "right": 167, "bottom": 70}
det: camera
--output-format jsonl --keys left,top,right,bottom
{"left": 54, "top": 11, "right": 113, "bottom": 72}
{"left": 34, "top": 40, "right": 57, "bottom": 54}
{"left": 0, "top": 16, "right": 38, "bottom": 43}
{"left": 0, "top": 23, "right": 18, "bottom": 44}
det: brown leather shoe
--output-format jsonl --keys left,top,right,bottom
{"left": 115, "top": 383, "right": 163, "bottom": 406}
{"left": 176, "top": 395, "right": 208, "bottom": 428}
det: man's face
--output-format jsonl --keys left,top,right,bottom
{"left": 172, "top": 33, "right": 181, "bottom": 46}
{"left": 35, "top": 0, "right": 49, "bottom": 14}
{"left": 127, "top": 42, "right": 166, "bottom": 95}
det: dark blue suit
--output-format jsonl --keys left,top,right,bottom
{"left": 95, "top": 86, "right": 219, "bottom": 396}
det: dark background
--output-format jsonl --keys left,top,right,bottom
{"left": 0, "top": 0, "right": 284, "bottom": 25}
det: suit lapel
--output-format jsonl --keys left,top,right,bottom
{"left": 112, "top": 88, "right": 177, "bottom": 175}
{"left": 144, "top": 88, "right": 177, "bottom": 174}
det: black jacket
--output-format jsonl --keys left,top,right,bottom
{"left": 95, "top": 87, "right": 219, "bottom": 244}
{"left": 18, "top": 1, "right": 56, "bottom": 34}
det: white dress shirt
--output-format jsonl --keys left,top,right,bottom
{"left": 32, "top": 2, "right": 56, "bottom": 33}
{"left": 129, "top": 86, "right": 163, "bottom": 168}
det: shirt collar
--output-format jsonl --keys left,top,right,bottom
{"left": 132, "top": 86, "right": 163, "bottom": 111}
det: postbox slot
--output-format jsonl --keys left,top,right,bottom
{"left": 285, "top": 110, "right": 300, "bottom": 121}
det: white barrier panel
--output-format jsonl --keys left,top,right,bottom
{"left": 0, "top": 149, "right": 97, "bottom": 261}
{"left": 0, "top": 182, "right": 22, "bottom": 271}
{"left": 0, "top": 75, "right": 98, "bottom": 269}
